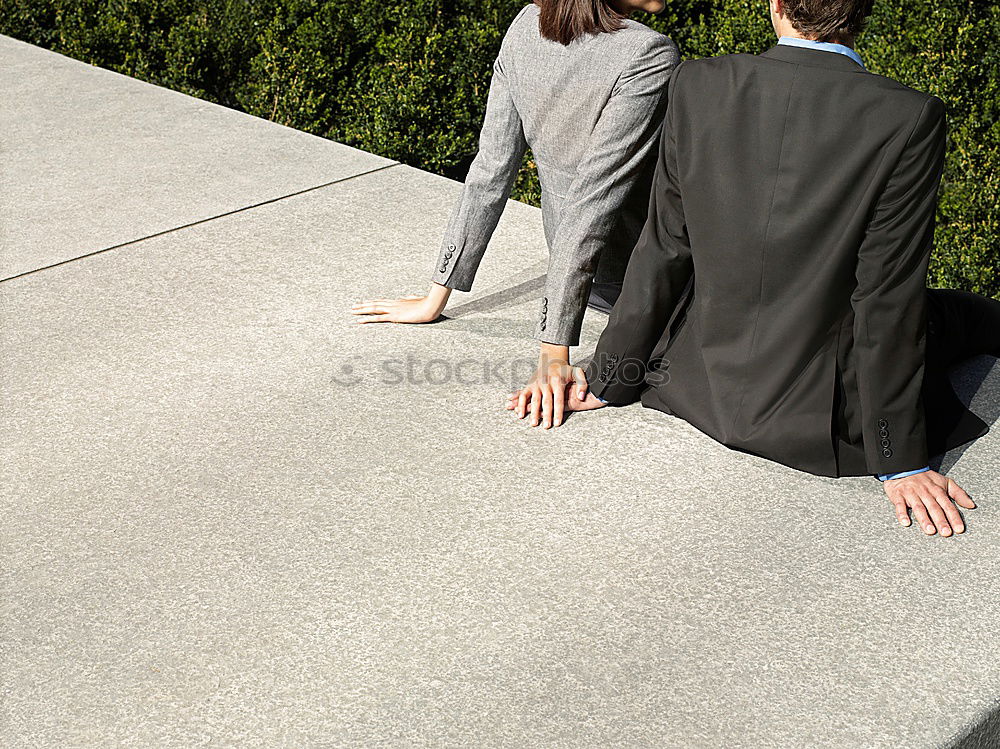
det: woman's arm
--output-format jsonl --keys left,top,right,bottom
{"left": 510, "top": 34, "right": 680, "bottom": 428}
{"left": 352, "top": 35, "right": 527, "bottom": 324}
{"left": 431, "top": 51, "right": 528, "bottom": 291}
{"left": 535, "top": 34, "right": 679, "bottom": 348}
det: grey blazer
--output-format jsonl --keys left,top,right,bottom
{"left": 431, "top": 2, "right": 679, "bottom": 346}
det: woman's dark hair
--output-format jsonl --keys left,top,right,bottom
{"left": 535, "top": 0, "right": 627, "bottom": 46}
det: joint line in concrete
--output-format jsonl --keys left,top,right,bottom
{"left": 1, "top": 161, "right": 403, "bottom": 283}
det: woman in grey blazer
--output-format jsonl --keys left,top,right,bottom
{"left": 352, "top": 0, "right": 679, "bottom": 425}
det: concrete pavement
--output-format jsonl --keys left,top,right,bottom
{"left": 2, "top": 33, "right": 998, "bottom": 748}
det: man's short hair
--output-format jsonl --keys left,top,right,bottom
{"left": 782, "top": 0, "right": 875, "bottom": 41}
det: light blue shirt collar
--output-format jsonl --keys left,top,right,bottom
{"left": 777, "top": 36, "right": 865, "bottom": 70}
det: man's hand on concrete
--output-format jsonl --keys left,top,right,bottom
{"left": 882, "top": 470, "right": 976, "bottom": 536}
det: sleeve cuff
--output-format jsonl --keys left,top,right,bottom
{"left": 878, "top": 466, "right": 931, "bottom": 482}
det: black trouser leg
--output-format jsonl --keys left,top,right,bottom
{"left": 923, "top": 288, "right": 1000, "bottom": 456}
{"left": 925, "top": 288, "right": 1000, "bottom": 369}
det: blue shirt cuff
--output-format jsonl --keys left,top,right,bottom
{"left": 595, "top": 395, "right": 608, "bottom": 404}
{"left": 878, "top": 466, "right": 930, "bottom": 482}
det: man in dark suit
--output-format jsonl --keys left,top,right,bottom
{"left": 507, "top": 0, "right": 1000, "bottom": 537}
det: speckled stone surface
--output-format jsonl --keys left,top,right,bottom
{"left": 0, "top": 34, "right": 394, "bottom": 280}
{"left": 2, "top": 46, "right": 999, "bottom": 749}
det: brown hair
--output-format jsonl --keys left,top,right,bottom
{"left": 781, "top": 0, "right": 875, "bottom": 42}
{"left": 535, "top": 0, "right": 627, "bottom": 46}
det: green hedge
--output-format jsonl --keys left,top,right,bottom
{"left": 2, "top": 0, "right": 996, "bottom": 296}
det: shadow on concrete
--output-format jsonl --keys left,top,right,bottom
{"left": 432, "top": 317, "right": 539, "bottom": 341}
{"left": 381, "top": 311, "right": 532, "bottom": 340}
{"left": 945, "top": 700, "right": 1000, "bottom": 749}
{"left": 934, "top": 356, "right": 999, "bottom": 474}
{"left": 949, "top": 356, "right": 999, "bottom": 415}
{"left": 445, "top": 270, "right": 547, "bottom": 318}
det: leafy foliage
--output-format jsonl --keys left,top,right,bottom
{"left": 2, "top": 0, "right": 996, "bottom": 295}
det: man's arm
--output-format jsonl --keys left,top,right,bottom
{"left": 850, "top": 96, "right": 945, "bottom": 475}
{"left": 583, "top": 62, "right": 694, "bottom": 404}
{"left": 849, "top": 95, "right": 977, "bottom": 537}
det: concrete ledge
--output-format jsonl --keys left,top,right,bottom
{"left": 1, "top": 38, "right": 999, "bottom": 747}
{"left": 0, "top": 34, "right": 394, "bottom": 280}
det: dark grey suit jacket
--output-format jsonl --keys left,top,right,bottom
{"left": 585, "top": 44, "right": 982, "bottom": 478}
